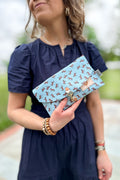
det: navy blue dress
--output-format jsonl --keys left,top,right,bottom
{"left": 8, "top": 38, "right": 107, "bottom": 180}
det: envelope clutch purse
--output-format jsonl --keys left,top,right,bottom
{"left": 32, "top": 55, "right": 104, "bottom": 116}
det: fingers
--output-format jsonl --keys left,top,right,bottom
{"left": 98, "top": 169, "right": 111, "bottom": 180}
{"left": 68, "top": 98, "right": 83, "bottom": 112}
{"left": 105, "top": 173, "right": 111, "bottom": 180}
{"left": 57, "top": 98, "right": 82, "bottom": 112}
{"left": 56, "top": 97, "right": 82, "bottom": 114}
{"left": 98, "top": 169, "right": 103, "bottom": 180}
{"left": 104, "top": 171, "right": 112, "bottom": 180}
{"left": 56, "top": 98, "right": 68, "bottom": 112}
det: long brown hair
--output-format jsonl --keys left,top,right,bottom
{"left": 26, "top": 0, "right": 86, "bottom": 42}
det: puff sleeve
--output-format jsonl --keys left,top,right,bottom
{"left": 8, "top": 44, "right": 32, "bottom": 93}
{"left": 87, "top": 42, "right": 108, "bottom": 73}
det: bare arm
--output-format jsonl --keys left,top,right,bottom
{"left": 7, "top": 92, "right": 82, "bottom": 132}
{"left": 7, "top": 92, "right": 44, "bottom": 130}
{"left": 86, "top": 90, "right": 112, "bottom": 180}
{"left": 86, "top": 90, "right": 104, "bottom": 142}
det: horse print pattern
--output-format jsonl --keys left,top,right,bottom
{"left": 33, "top": 56, "right": 104, "bottom": 115}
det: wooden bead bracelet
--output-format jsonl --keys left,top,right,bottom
{"left": 42, "top": 119, "right": 50, "bottom": 135}
{"left": 42, "top": 118, "right": 57, "bottom": 136}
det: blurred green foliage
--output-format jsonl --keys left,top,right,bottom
{"left": 100, "top": 70, "right": 120, "bottom": 100}
{"left": 0, "top": 75, "right": 31, "bottom": 132}
{"left": 16, "top": 32, "right": 30, "bottom": 45}
{"left": 84, "top": 25, "right": 120, "bottom": 62}
{"left": 0, "top": 75, "right": 13, "bottom": 131}
{"left": 84, "top": 24, "right": 99, "bottom": 46}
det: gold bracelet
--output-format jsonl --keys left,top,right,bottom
{"left": 45, "top": 118, "right": 57, "bottom": 136}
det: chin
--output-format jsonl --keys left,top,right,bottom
{"left": 36, "top": 17, "right": 50, "bottom": 26}
{"left": 35, "top": 12, "right": 53, "bottom": 25}
{"left": 37, "top": 15, "right": 59, "bottom": 27}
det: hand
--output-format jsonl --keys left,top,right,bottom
{"left": 49, "top": 98, "right": 82, "bottom": 132}
{"left": 97, "top": 150, "right": 112, "bottom": 180}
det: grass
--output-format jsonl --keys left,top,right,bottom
{"left": 0, "top": 75, "right": 31, "bottom": 132}
{"left": 0, "top": 70, "right": 120, "bottom": 132}
{"left": 0, "top": 75, "right": 12, "bottom": 131}
{"left": 99, "top": 69, "right": 120, "bottom": 100}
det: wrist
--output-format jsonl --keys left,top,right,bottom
{"left": 97, "top": 149, "right": 106, "bottom": 155}
{"left": 95, "top": 139, "right": 105, "bottom": 152}
{"left": 42, "top": 118, "right": 57, "bottom": 136}
{"left": 95, "top": 139, "right": 105, "bottom": 144}
{"left": 49, "top": 118, "right": 57, "bottom": 133}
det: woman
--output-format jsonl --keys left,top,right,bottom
{"left": 7, "top": 0, "right": 112, "bottom": 179}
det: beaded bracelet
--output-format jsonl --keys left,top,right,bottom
{"left": 42, "top": 119, "right": 50, "bottom": 135}
{"left": 45, "top": 118, "right": 57, "bottom": 135}
{"left": 95, "top": 145, "right": 105, "bottom": 151}
{"left": 95, "top": 140, "right": 105, "bottom": 151}
{"left": 42, "top": 118, "right": 57, "bottom": 136}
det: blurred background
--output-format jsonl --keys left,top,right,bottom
{"left": 0, "top": 0, "right": 120, "bottom": 179}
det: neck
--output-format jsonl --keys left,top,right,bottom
{"left": 41, "top": 16, "right": 71, "bottom": 45}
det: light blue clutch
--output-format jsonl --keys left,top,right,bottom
{"left": 33, "top": 55, "right": 104, "bottom": 116}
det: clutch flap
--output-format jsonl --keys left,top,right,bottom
{"left": 32, "top": 56, "right": 101, "bottom": 103}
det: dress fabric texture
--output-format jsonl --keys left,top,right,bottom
{"left": 8, "top": 39, "right": 107, "bottom": 180}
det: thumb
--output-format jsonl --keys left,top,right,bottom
{"left": 98, "top": 169, "right": 103, "bottom": 180}
{"left": 56, "top": 98, "right": 68, "bottom": 112}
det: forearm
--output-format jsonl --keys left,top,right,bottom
{"left": 8, "top": 108, "right": 44, "bottom": 131}
{"left": 86, "top": 92, "right": 112, "bottom": 179}
{"left": 87, "top": 100, "right": 104, "bottom": 142}
{"left": 90, "top": 103, "right": 113, "bottom": 180}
